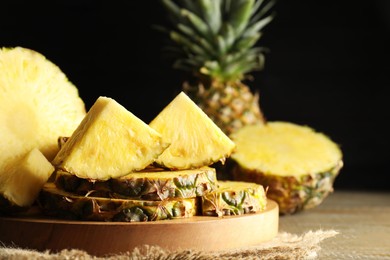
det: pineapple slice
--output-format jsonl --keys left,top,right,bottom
{"left": 0, "top": 47, "right": 86, "bottom": 179}
{"left": 0, "top": 148, "right": 54, "bottom": 208}
{"left": 201, "top": 180, "right": 267, "bottom": 217}
{"left": 54, "top": 166, "right": 217, "bottom": 200}
{"left": 230, "top": 121, "right": 343, "bottom": 214}
{"left": 39, "top": 183, "right": 197, "bottom": 222}
{"left": 149, "top": 92, "right": 236, "bottom": 169}
{"left": 52, "top": 96, "right": 169, "bottom": 181}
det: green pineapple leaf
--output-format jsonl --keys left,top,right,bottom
{"left": 158, "top": 0, "right": 276, "bottom": 83}
{"left": 228, "top": 0, "right": 254, "bottom": 37}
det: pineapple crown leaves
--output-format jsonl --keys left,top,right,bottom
{"left": 157, "top": 0, "right": 276, "bottom": 84}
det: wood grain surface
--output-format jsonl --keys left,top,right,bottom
{"left": 0, "top": 200, "right": 279, "bottom": 256}
{"left": 279, "top": 191, "right": 390, "bottom": 259}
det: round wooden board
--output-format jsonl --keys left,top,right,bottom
{"left": 0, "top": 200, "right": 278, "bottom": 257}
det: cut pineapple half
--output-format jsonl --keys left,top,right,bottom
{"left": 52, "top": 96, "right": 169, "bottom": 181}
{"left": 149, "top": 92, "right": 236, "bottom": 169}
{"left": 201, "top": 180, "right": 267, "bottom": 217}
{"left": 0, "top": 148, "right": 54, "bottom": 208}
{"left": 55, "top": 166, "right": 217, "bottom": 200}
{"left": 0, "top": 47, "right": 86, "bottom": 177}
{"left": 230, "top": 121, "right": 343, "bottom": 214}
{"left": 231, "top": 122, "right": 342, "bottom": 177}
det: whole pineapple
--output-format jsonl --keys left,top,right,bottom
{"left": 159, "top": 0, "right": 276, "bottom": 136}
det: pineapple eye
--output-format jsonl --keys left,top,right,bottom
{"left": 172, "top": 201, "right": 186, "bottom": 217}
{"left": 114, "top": 207, "right": 149, "bottom": 222}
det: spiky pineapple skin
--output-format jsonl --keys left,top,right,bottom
{"left": 232, "top": 161, "right": 343, "bottom": 215}
{"left": 184, "top": 81, "right": 265, "bottom": 136}
{"left": 229, "top": 122, "right": 344, "bottom": 215}
{"left": 38, "top": 183, "right": 197, "bottom": 222}
{"left": 54, "top": 166, "right": 217, "bottom": 200}
{"left": 201, "top": 180, "right": 267, "bottom": 217}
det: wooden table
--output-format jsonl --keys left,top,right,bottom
{"left": 279, "top": 190, "right": 390, "bottom": 259}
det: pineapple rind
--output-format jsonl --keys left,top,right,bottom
{"left": 185, "top": 81, "right": 266, "bottom": 136}
{"left": 52, "top": 96, "right": 169, "bottom": 181}
{"left": 201, "top": 180, "right": 267, "bottom": 217}
{"left": 54, "top": 166, "right": 218, "bottom": 200}
{"left": 230, "top": 121, "right": 344, "bottom": 214}
{"left": 0, "top": 148, "right": 54, "bottom": 208}
{"left": 39, "top": 183, "right": 197, "bottom": 222}
{"left": 232, "top": 161, "right": 343, "bottom": 214}
{"left": 149, "top": 92, "right": 235, "bottom": 169}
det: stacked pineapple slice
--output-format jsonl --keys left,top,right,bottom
{"left": 38, "top": 92, "right": 269, "bottom": 221}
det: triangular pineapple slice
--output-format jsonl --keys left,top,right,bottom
{"left": 149, "top": 92, "right": 236, "bottom": 169}
{"left": 52, "top": 96, "right": 169, "bottom": 181}
{"left": 0, "top": 47, "right": 86, "bottom": 179}
{"left": 0, "top": 148, "right": 54, "bottom": 208}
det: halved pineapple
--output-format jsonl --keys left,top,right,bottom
{"left": 0, "top": 148, "right": 54, "bottom": 209}
{"left": 149, "top": 92, "right": 236, "bottom": 169}
{"left": 39, "top": 183, "right": 197, "bottom": 222}
{"left": 230, "top": 121, "right": 343, "bottom": 214}
{"left": 52, "top": 96, "right": 169, "bottom": 181}
{"left": 201, "top": 180, "right": 267, "bottom": 217}
{"left": 0, "top": 47, "right": 86, "bottom": 178}
{"left": 55, "top": 166, "right": 217, "bottom": 200}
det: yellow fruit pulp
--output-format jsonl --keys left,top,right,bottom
{"left": 231, "top": 121, "right": 343, "bottom": 177}
{"left": 0, "top": 148, "right": 54, "bottom": 207}
{"left": 0, "top": 47, "right": 86, "bottom": 177}
{"left": 52, "top": 96, "right": 169, "bottom": 181}
{"left": 149, "top": 92, "right": 236, "bottom": 169}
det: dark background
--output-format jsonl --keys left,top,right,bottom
{"left": 1, "top": 1, "right": 389, "bottom": 191}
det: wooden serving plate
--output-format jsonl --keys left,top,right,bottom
{"left": 0, "top": 200, "right": 278, "bottom": 257}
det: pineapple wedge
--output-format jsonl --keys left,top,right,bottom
{"left": 39, "top": 183, "right": 197, "bottom": 222}
{"left": 0, "top": 47, "right": 86, "bottom": 177}
{"left": 149, "top": 92, "right": 236, "bottom": 169}
{"left": 201, "top": 180, "right": 267, "bottom": 217}
{"left": 0, "top": 148, "right": 54, "bottom": 209}
{"left": 55, "top": 166, "right": 217, "bottom": 200}
{"left": 230, "top": 122, "right": 343, "bottom": 214}
{"left": 52, "top": 96, "right": 169, "bottom": 181}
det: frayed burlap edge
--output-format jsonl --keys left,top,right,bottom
{"left": 0, "top": 229, "right": 338, "bottom": 260}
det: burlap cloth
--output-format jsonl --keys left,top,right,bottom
{"left": 0, "top": 229, "right": 338, "bottom": 260}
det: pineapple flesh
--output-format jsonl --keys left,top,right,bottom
{"left": 230, "top": 122, "right": 343, "bottom": 214}
{"left": 54, "top": 166, "right": 217, "bottom": 200}
{"left": 159, "top": 0, "right": 276, "bottom": 136}
{"left": 0, "top": 47, "right": 86, "bottom": 173}
{"left": 149, "top": 91, "right": 235, "bottom": 169}
{"left": 0, "top": 148, "right": 54, "bottom": 211}
{"left": 52, "top": 96, "right": 169, "bottom": 181}
{"left": 39, "top": 183, "right": 197, "bottom": 222}
{"left": 201, "top": 180, "right": 267, "bottom": 217}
